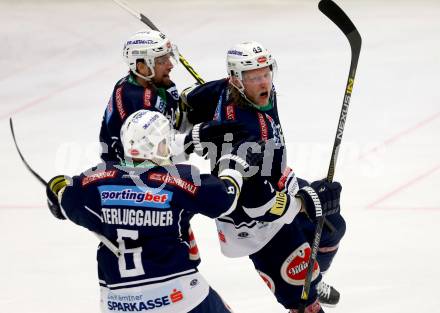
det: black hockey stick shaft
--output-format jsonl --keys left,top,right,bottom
{"left": 299, "top": 1, "right": 361, "bottom": 311}
{"left": 10, "top": 118, "right": 123, "bottom": 255}
{"left": 112, "top": 0, "right": 205, "bottom": 85}
{"left": 10, "top": 118, "right": 47, "bottom": 186}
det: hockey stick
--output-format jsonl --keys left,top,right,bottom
{"left": 10, "top": 118, "right": 121, "bottom": 257}
{"left": 112, "top": 0, "right": 205, "bottom": 85}
{"left": 299, "top": 1, "right": 362, "bottom": 311}
{"left": 10, "top": 118, "right": 47, "bottom": 186}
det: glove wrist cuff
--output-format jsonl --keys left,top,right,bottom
{"left": 297, "top": 186, "right": 322, "bottom": 219}
{"left": 191, "top": 124, "right": 203, "bottom": 154}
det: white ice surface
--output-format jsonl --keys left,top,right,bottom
{"left": 1, "top": 0, "right": 439, "bottom": 312}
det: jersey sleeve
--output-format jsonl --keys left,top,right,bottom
{"left": 99, "top": 81, "right": 128, "bottom": 162}
{"left": 185, "top": 79, "right": 228, "bottom": 124}
{"left": 177, "top": 166, "right": 243, "bottom": 219}
{"left": 59, "top": 175, "right": 104, "bottom": 233}
{"left": 240, "top": 176, "right": 302, "bottom": 224}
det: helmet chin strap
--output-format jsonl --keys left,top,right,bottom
{"left": 132, "top": 58, "right": 156, "bottom": 81}
{"left": 132, "top": 68, "right": 154, "bottom": 82}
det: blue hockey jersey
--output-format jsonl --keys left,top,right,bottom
{"left": 186, "top": 78, "right": 286, "bottom": 182}
{"left": 99, "top": 74, "right": 180, "bottom": 162}
{"left": 59, "top": 162, "right": 241, "bottom": 288}
{"left": 185, "top": 79, "right": 303, "bottom": 257}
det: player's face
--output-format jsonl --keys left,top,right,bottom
{"left": 152, "top": 53, "right": 174, "bottom": 86}
{"left": 242, "top": 67, "right": 273, "bottom": 106}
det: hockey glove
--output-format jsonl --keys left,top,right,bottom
{"left": 296, "top": 179, "right": 341, "bottom": 220}
{"left": 46, "top": 175, "right": 71, "bottom": 220}
{"left": 216, "top": 139, "right": 269, "bottom": 178}
{"left": 184, "top": 120, "right": 248, "bottom": 156}
{"left": 179, "top": 84, "right": 197, "bottom": 113}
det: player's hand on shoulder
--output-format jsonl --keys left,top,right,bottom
{"left": 46, "top": 175, "right": 71, "bottom": 220}
{"left": 296, "top": 179, "right": 342, "bottom": 220}
{"left": 184, "top": 120, "right": 248, "bottom": 156}
{"left": 179, "top": 84, "right": 198, "bottom": 113}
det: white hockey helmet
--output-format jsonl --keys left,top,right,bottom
{"left": 226, "top": 41, "right": 276, "bottom": 85}
{"left": 120, "top": 110, "right": 173, "bottom": 162}
{"left": 123, "top": 30, "right": 178, "bottom": 81}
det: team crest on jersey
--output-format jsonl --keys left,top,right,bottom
{"left": 81, "top": 170, "right": 117, "bottom": 186}
{"left": 98, "top": 185, "right": 172, "bottom": 208}
{"left": 280, "top": 242, "right": 320, "bottom": 286}
{"left": 148, "top": 173, "right": 199, "bottom": 195}
{"left": 258, "top": 270, "right": 275, "bottom": 293}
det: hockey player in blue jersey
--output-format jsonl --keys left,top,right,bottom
{"left": 96, "top": 29, "right": 248, "bottom": 307}
{"left": 99, "top": 30, "right": 182, "bottom": 162}
{"left": 46, "top": 110, "right": 264, "bottom": 313}
{"left": 180, "top": 41, "right": 346, "bottom": 312}
{"left": 99, "top": 29, "right": 245, "bottom": 164}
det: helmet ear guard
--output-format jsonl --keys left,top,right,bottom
{"left": 229, "top": 75, "right": 246, "bottom": 94}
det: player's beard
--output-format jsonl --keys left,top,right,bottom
{"left": 153, "top": 74, "right": 172, "bottom": 87}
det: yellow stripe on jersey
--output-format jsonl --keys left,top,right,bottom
{"left": 269, "top": 191, "right": 287, "bottom": 216}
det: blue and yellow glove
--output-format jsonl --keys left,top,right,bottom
{"left": 46, "top": 175, "right": 71, "bottom": 220}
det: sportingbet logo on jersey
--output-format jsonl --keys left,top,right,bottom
{"left": 98, "top": 185, "right": 172, "bottom": 208}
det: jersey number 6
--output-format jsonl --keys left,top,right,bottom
{"left": 117, "top": 229, "right": 145, "bottom": 278}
